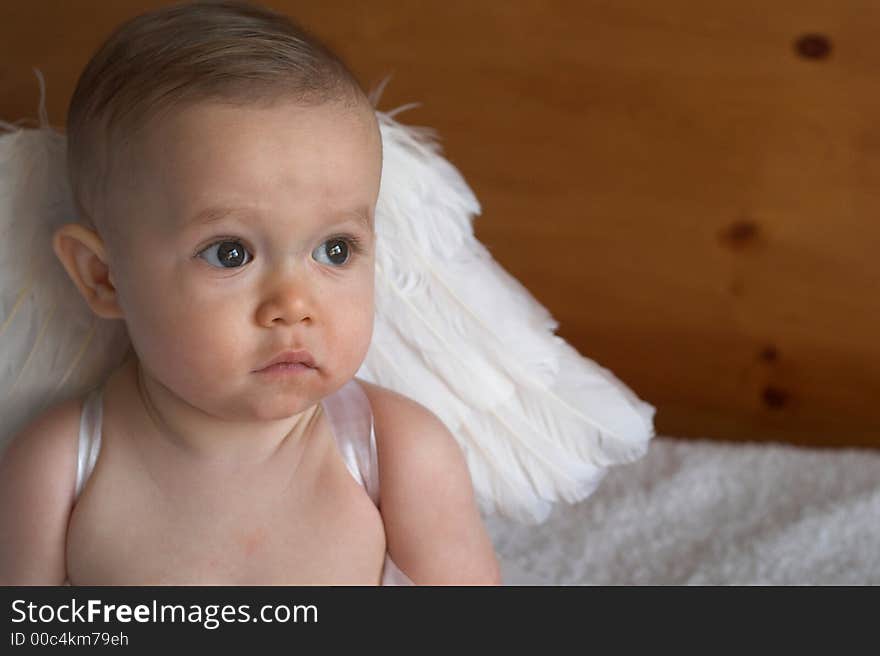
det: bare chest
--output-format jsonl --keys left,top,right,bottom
{"left": 65, "top": 420, "right": 387, "bottom": 585}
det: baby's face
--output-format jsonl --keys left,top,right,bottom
{"left": 106, "top": 98, "right": 382, "bottom": 421}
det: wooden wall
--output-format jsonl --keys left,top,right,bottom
{"left": 2, "top": 1, "right": 878, "bottom": 447}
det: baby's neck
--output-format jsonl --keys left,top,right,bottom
{"left": 125, "top": 355, "right": 322, "bottom": 468}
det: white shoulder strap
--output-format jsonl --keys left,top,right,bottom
{"left": 75, "top": 387, "right": 103, "bottom": 499}
{"left": 320, "top": 379, "right": 379, "bottom": 505}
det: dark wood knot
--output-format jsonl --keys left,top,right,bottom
{"left": 795, "top": 34, "right": 832, "bottom": 60}
{"left": 759, "top": 345, "right": 779, "bottom": 363}
{"left": 761, "top": 385, "right": 789, "bottom": 409}
{"left": 719, "top": 220, "right": 759, "bottom": 249}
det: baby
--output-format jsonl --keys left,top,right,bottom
{"left": 0, "top": 0, "right": 500, "bottom": 585}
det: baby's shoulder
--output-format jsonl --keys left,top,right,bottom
{"left": 356, "top": 379, "right": 435, "bottom": 424}
{"left": 355, "top": 379, "right": 469, "bottom": 493}
{"left": 353, "top": 380, "right": 500, "bottom": 584}
{"left": 2, "top": 396, "right": 83, "bottom": 464}
{"left": 0, "top": 396, "right": 83, "bottom": 509}
{"left": 356, "top": 380, "right": 457, "bottom": 461}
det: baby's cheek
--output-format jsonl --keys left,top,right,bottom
{"left": 125, "top": 284, "right": 240, "bottom": 379}
{"left": 335, "top": 292, "right": 375, "bottom": 372}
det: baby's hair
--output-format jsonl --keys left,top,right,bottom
{"left": 66, "top": 0, "right": 367, "bottom": 240}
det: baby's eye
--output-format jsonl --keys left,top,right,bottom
{"left": 312, "top": 238, "right": 352, "bottom": 267}
{"left": 198, "top": 240, "right": 252, "bottom": 268}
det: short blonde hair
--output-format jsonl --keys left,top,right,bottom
{"left": 67, "top": 0, "right": 367, "bottom": 238}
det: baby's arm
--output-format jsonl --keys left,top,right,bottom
{"left": 0, "top": 400, "right": 80, "bottom": 584}
{"left": 361, "top": 382, "right": 502, "bottom": 585}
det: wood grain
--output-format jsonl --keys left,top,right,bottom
{"left": 2, "top": 1, "right": 877, "bottom": 447}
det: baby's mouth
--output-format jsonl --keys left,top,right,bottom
{"left": 254, "top": 349, "right": 316, "bottom": 372}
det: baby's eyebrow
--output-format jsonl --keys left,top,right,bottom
{"left": 357, "top": 208, "right": 373, "bottom": 228}
{"left": 185, "top": 205, "right": 372, "bottom": 229}
{"left": 187, "top": 205, "right": 251, "bottom": 226}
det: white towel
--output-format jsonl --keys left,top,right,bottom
{"left": 486, "top": 436, "right": 880, "bottom": 585}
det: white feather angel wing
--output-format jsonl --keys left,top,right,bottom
{"left": 0, "top": 124, "right": 130, "bottom": 449}
{"left": 0, "top": 108, "right": 654, "bottom": 525}
{"left": 357, "top": 110, "right": 655, "bottom": 523}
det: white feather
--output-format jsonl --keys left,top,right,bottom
{"left": 357, "top": 111, "right": 656, "bottom": 523}
{"left": 0, "top": 125, "right": 130, "bottom": 451}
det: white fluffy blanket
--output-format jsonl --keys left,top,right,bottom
{"left": 485, "top": 437, "right": 880, "bottom": 585}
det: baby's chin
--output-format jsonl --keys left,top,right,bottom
{"left": 245, "top": 399, "right": 322, "bottom": 423}
{"left": 229, "top": 378, "right": 337, "bottom": 422}
{"left": 220, "top": 391, "right": 311, "bottom": 421}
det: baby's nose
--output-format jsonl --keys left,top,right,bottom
{"left": 255, "top": 273, "right": 313, "bottom": 327}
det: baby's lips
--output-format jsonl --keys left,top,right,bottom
{"left": 255, "top": 349, "right": 316, "bottom": 371}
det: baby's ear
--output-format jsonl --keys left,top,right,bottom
{"left": 52, "top": 224, "right": 124, "bottom": 320}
